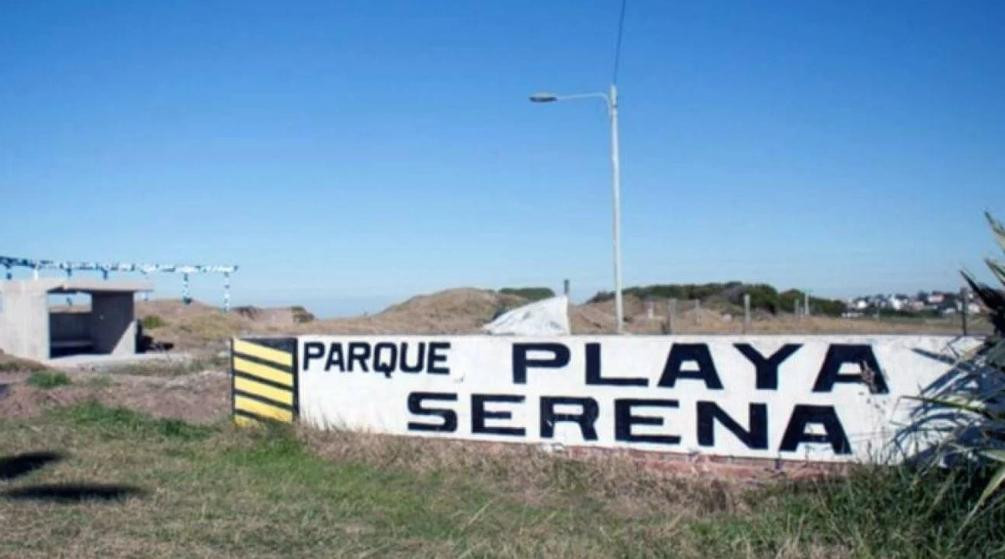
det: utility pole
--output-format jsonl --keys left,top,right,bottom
{"left": 961, "top": 286, "right": 969, "bottom": 336}
{"left": 743, "top": 293, "right": 751, "bottom": 334}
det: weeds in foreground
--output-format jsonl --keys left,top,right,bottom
{"left": 1, "top": 402, "right": 1002, "bottom": 557}
{"left": 53, "top": 400, "right": 214, "bottom": 441}
{"left": 0, "top": 356, "right": 48, "bottom": 373}
{"left": 689, "top": 464, "right": 1005, "bottom": 557}
{"left": 26, "top": 371, "right": 71, "bottom": 389}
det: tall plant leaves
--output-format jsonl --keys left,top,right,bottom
{"left": 987, "top": 211, "right": 1005, "bottom": 254}
{"left": 986, "top": 258, "right": 1005, "bottom": 289}
{"left": 953, "top": 214, "right": 1005, "bottom": 524}
{"left": 971, "top": 463, "right": 1005, "bottom": 523}
{"left": 961, "top": 271, "right": 1005, "bottom": 333}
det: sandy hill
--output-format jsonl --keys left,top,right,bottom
{"left": 309, "top": 288, "right": 528, "bottom": 335}
{"left": 134, "top": 287, "right": 980, "bottom": 352}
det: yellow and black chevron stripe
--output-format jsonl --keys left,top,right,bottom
{"left": 231, "top": 337, "right": 298, "bottom": 426}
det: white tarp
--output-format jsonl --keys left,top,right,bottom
{"left": 482, "top": 295, "right": 570, "bottom": 336}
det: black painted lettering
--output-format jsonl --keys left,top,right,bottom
{"left": 512, "top": 343, "right": 570, "bottom": 384}
{"left": 407, "top": 392, "right": 458, "bottom": 432}
{"left": 614, "top": 399, "right": 680, "bottom": 445}
{"left": 540, "top": 397, "right": 599, "bottom": 441}
{"left": 373, "top": 343, "right": 397, "bottom": 377}
{"left": 585, "top": 343, "right": 647, "bottom": 386}
{"left": 325, "top": 343, "right": 345, "bottom": 372}
{"left": 427, "top": 342, "right": 451, "bottom": 374}
{"left": 696, "top": 401, "right": 768, "bottom": 449}
{"left": 734, "top": 343, "right": 801, "bottom": 390}
{"left": 400, "top": 342, "right": 425, "bottom": 373}
{"left": 657, "top": 344, "right": 723, "bottom": 389}
{"left": 303, "top": 342, "right": 325, "bottom": 370}
{"left": 472, "top": 394, "right": 525, "bottom": 437}
{"left": 812, "top": 344, "right": 889, "bottom": 394}
{"left": 779, "top": 404, "right": 851, "bottom": 454}
{"left": 347, "top": 342, "right": 371, "bottom": 372}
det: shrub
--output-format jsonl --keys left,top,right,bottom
{"left": 141, "top": 315, "right": 167, "bottom": 329}
{"left": 290, "top": 306, "right": 315, "bottom": 323}
{"left": 918, "top": 212, "right": 1005, "bottom": 520}
{"left": 499, "top": 287, "right": 556, "bottom": 302}
{"left": 589, "top": 283, "right": 847, "bottom": 316}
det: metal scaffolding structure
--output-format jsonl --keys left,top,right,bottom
{"left": 0, "top": 255, "right": 238, "bottom": 311}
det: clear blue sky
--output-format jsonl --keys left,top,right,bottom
{"left": 2, "top": 1, "right": 1003, "bottom": 316}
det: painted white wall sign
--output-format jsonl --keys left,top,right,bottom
{"left": 244, "top": 335, "right": 972, "bottom": 463}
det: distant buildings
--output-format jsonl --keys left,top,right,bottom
{"left": 844, "top": 290, "right": 983, "bottom": 318}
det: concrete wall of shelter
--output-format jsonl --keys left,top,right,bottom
{"left": 50, "top": 312, "right": 91, "bottom": 342}
{"left": 0, "top": 283, "right": 50, "bottom": 361}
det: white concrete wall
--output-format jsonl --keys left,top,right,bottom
{"left": 0, "top": 283, "right": 50, "bottom": 361}
{"left": 294, "top": 335, "right": 977, "bottom": 464}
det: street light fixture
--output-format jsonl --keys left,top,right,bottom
{"left": 529, "top": 92, "right": 558, "bottom": 103}
{"left": 530, "top": 84, "right": 625, "bottom": 334}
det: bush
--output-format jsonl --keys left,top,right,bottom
{"left": 589, "top": 283, "right": 847, "bottom": 316}
{"left": 499, "top": 287, "right": 556, "bottom": 302}
{"left": 26, "top": 370, "right": 71, "bottom": 389}
{"left": 737, "top": 283, "right": 779, "bottom": 313}
{"left": 918, "top": 212, "right": 1005, "bottom": 520}
{"left": 290, "top": 306, "right": 315, "bottom": 324}
{"left": 141, "top": 315, "right": 167, "bottom": 329}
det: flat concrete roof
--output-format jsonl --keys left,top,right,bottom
{"left": 0, "top": 278, "right": 154, "bottom": 295}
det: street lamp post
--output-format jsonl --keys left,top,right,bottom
{"left": 531, "top": 84, "right": 625, "bottom": 333}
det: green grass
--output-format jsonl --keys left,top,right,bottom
{"left": 26, "top": 370, "right": 71, "bottom": 389}
{"left": 688, "top": 465, "right": 1005, "bottom": 558}
{"left": 0, "top": 402, "right": 1003, "bottom": 558}
{"left": 53, "top": 400, "right": 213, "bottom": 441}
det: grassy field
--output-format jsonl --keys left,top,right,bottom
{"left": 1, "top": 402, "right": 1003, "bottom": 558}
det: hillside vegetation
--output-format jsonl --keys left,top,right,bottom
{"left": 590, "top": 282, "right": 847, "bottom": 316}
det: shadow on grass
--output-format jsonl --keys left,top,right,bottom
{"left": 0, "top": 452, "right": 64, "bottom": 481}
{"left": 3, "top": 483, "right": 145, "bottom": 503}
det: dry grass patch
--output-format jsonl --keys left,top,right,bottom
{"left": 1, "top": 403, "right": 1002, "bottom": 558}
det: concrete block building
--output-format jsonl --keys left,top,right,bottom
{"left": 0, "top": 278, "right": 152, "bottom": 361}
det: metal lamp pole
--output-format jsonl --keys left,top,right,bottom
{"left": 531, "top": 85, "right": 625, "bottom": 333}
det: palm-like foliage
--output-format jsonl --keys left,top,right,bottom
{"left": 944, "top": 212, "right": 1005, "bottom": 517}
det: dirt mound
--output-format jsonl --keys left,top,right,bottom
{"left": 307, "top": 288, "right": 528, "bottom": 335}
{"left": 132, "top": 287, "right": 973, "bottom": 346}
{"left": 380, "top": 288, "right": 525, "bottom": 318}
{"left": 137, "top": 299, "right": 253, "bottom": 350}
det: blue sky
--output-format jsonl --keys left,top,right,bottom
{"left": 2, "top": 1, "right": 1003, "bottom": 316}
